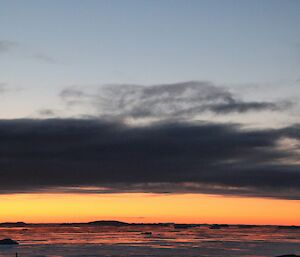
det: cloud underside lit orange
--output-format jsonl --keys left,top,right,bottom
{"left": 1, "top": 193, "right": 299, "bottom": 225}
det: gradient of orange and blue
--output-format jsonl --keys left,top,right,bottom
{"left": 1, "top": 0, "right": 300, "bottom": 227}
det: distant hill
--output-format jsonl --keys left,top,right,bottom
{"left": 0, "top": 222, "right": 27, "bottom": 227}
{"left": 87, "top": 220, "right": 129, "bottom": 226}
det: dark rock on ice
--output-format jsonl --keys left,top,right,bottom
{"left": 0, "top": 238, "right": 19, "bottom": 245}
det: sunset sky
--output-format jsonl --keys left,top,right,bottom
{"left": 0, "top": 0, "right": 300, "bottom": 225}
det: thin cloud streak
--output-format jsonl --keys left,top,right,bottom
{"left": 0, "top": 40, "right": 18, "bottom": 53}
{"left": 0, "top": 39, "right": 57, "bottom": 63}
{"left": 60, "top": 81, "right": 291, "bottom": 121}
{"left": 32, "top": 53, "right": 58, "bottom": 63}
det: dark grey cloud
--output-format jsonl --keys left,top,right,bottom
{"left": 60, "top": 87, "right": 88, "bottom": 106}
{"left": 210, "top": 101, "right": 285, "bottom": 114}
{"left": 0, "top": 118, "right": 299, "bottom": 199}
{"left": 60, "top": 81, "right": 289, "bottom": 120}
{"left": 0, "top": 40, "right": 18, "bottom": 53}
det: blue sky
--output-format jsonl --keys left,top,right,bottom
{"left": 0, "top": 0, "right": 299, "bottom": 121}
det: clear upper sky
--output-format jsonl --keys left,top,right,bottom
{"left": 0, "top": 0, "right": 300, "bottom": 119}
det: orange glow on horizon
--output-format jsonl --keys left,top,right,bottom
{"left": 1, "top": 193, "right": 299, "bottom": 226}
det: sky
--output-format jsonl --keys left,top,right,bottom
{"left": 0, "top": 0, "right": 300, "bottom": 225}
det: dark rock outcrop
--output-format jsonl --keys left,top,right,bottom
{"left": 0, "top": 238, "right": 19, "bottom": 245}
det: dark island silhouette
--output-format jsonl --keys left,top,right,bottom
{"left": 0, "top": 222, "right": 27, "bottom": 227}
{"left": 0, "top": 220, "right": 299, "bottom": 229}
